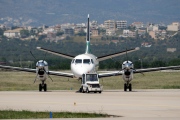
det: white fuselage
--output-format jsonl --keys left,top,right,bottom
{"left": 71, "top": 53, "right": 99, "bottom": 78}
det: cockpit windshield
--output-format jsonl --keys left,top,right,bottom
{"left": 83, "top": 59, "right": 90, "bottom": 64}
{"left": 86, "top": 74, "right": 98, "bottom": 82}
{"left": 75, "top": 59, "right": 82, "bottom": 64}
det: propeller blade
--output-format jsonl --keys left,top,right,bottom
{"left": 43, "top": 52, "right": 47, "bottom": 62}
{"left": 30, "top": 51, "right": 37, "bottom": 61}
{"left": 43, "top": 68, "right": 53, "bottom": 82}
{"left": 47, "top": 74, "right": 53, "bottom": 82}
{"left": 33, "top": 74, "right": 39, "bottom": 84}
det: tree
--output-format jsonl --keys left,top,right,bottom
{"left": 20, "top": 30, "right": 30, "bottom": 38}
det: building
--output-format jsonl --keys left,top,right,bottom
{"left": 104, "top": 20, "right": 116, "bottom": 30}
{"left": 106, "top": 29, "right": 116, "bottom": 36}
{"left": 149, "top": 31, "right": 156, "bottom": 39}
{"left": 167, "top": 22, "right": 180, "bottom": 31}
{"left": 91, "top": 29, "right": 99, "bottom": 36}
{"left": 3, "top": 28, "right": 23, "bottom": 38}
{"left": 167, "top": 48, "right": 176, "bottom": 52}
{"left": 116, "top": 21, "right": 127, "bottom": 29}
{"left": 64, "top": 28, "right": 74, "bottom": 36}
{"left": 137, "top": 29, "right": 146, "bottom": 36}
{"left": 123, "top": 30, "right": 136, "bottom": 37}
{"left": 131, "top": 22, "right": 143, "bottom": 29}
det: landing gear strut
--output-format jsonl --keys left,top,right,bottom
{"left": 124, "top": 82, "right": 132, "bottom": 91}
{"left": 39, "top": 81, "right": 47, "bottom": 92}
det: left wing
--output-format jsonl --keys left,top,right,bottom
{"left": 98, "top": 71, "right": 123, "bottom": 78}
{"left": 48, "top": 71, "right": 74, "bottom": 78}
{"left": 98, "top": 65, "right": 180, "bottom": 78}
{"left": 0, "top": 65, "right": 36, "bottom": 73}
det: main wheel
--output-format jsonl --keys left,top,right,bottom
{"left": 86, "top": 88, "right": 90, "bottom": 93}
{"left": 39, "top": 84, "right": 42, "bottom": 92}
{"left": 44, "top": 84, "right": 47, "bottom": 92}
{"left": 79, "top": 87, "right": 83, "bottom": 93}
{"left": 82, "top": 88, "right": 85, "bottom": 93}
{"left": 124, "top": 83, "right": 127, "bottom": 91}
{"left": 129, "top": 84, "right": 132, "bottom": 91}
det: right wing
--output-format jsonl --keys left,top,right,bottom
{"left": 0, "top": 65, "right": 36, "bottom": 73}
{"left": 97, "top": 47, "right": 140, "bottom": 61}
{"left": 0, "top": 65, "right": 74, "bottom": 78}
{"left": 37, "top": 47, "right": 75, "bottom": 59}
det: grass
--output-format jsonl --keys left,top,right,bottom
{"left": 0, "top": 71, "right": 180, "bottom": 91}
{"left": 0, "top": 110, "right": 111, "bottom": 119}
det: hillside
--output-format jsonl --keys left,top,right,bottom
{"left": 0, "top": 0, "right": 180, "bottom": 26}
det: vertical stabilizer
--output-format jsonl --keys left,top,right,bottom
{"left": 85, "top": 14, "right": 90, "bottom": 53}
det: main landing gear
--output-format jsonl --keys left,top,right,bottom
{"left": 124, "top": 82, "right": 132, "bottom": 91}
{"left": 39, "top": 81, "right": 47, "bottom": 92}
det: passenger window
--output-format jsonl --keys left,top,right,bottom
{"left": 83, "top": 59, "right": 90, "bottom": 64}
{"left": 75, "top": 59, "right": 82, "bottom": 64}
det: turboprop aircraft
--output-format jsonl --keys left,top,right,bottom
{"left": 0, "top": 14, "right": 180, "bottom": 92}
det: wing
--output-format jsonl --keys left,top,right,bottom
{"left": 48, "top": 71, "right": 74, "bottom": 78}
{"left": 98, "top": 71, "right": 123, "bottom": 78}
{"left": 0, "top": 65, "right": 74, "bottom": 78}
{"left": 134, "top": 65, "right": 180, "bottom": 73}
{"left": 97, "top": 47, "right": 140, "bottom": 61}
{"left": 37, "top": 47, "right": 75, "bottom": 59}
{"left": 0, "top": 65, "right": 36, "bottom": 73}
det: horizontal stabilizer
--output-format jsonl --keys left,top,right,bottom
{"left": 37, "top": 47, "right": 75, "bottom": 59}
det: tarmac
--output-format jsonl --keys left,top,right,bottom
{"left": 0, "top": 89, "right": 180, "bottom": 120}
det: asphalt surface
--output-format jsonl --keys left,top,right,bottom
{"left": 0, "top": 89, "right": 180, "bottom": 120}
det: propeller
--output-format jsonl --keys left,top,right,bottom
{"left": 30, "top": 51, "right": 53, "bottom": 83}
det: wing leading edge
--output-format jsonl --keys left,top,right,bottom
{"left": 98, "top": 65, "right": 180, "bottom": 78}
{"left": 0, "top": 65, "right": 36, "bottom": 73}
{"left": 37, "top": 47, "right": 75, "bottom": 59}
{"left": 97, "top": 47, "right": 140, "bottom": 61}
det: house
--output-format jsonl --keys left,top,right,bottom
{"left": 3, "top": 28, "right": 23, "bottom": 38}
{"left": 91, "top": 29, "right": 99, "bottom": 36}
{"left": 167, "top": 22, "right": 180, "bottom": 31}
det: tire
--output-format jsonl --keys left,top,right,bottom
{"left": 79, "top": 87, "right": 83, "bottom": 93}
{"left": 99, "top": 91, "right": 102, "bottom": 93}
{"left": 129, "top": 84, "right": 132, "bottom": 91}
{"left": 82, "top": 88, "right": 85, "bottom": 93}
{"left": 86, "top": 88, "right": 90, "bottom": 93}
{"left": 44, "top": 84, "right": 46, "bottom": 92}
{"left": 39, "top": 84, "right": 42, "bottom": 92}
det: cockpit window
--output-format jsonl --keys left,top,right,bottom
{"left": 75, "top": 59, "right": 82, "bottom": 64}
{"left": 71, "top": 59, "right": 75, "bottom": 63}
{"left": 91, "top": 59, "right": 94, "bottom": 64}
{"left": 83, "top": 59, "right": 90, "bottom": 64}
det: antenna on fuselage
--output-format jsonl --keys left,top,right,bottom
{"left": 85, "top": 14, "right": 90, "bottom": 54}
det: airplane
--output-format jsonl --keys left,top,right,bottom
{"left": 0, "top": 14, "right": 180, "bottom": 92}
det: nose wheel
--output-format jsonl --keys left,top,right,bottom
{"left": 39, "top": 81, "right": 47, "bottom": 92}
{"left": 124, "top": 83, "right": 132, "bottom": 91}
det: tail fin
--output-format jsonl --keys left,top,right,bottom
{"left": 85, "top": 14, "right": 90, "bottom": 54}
